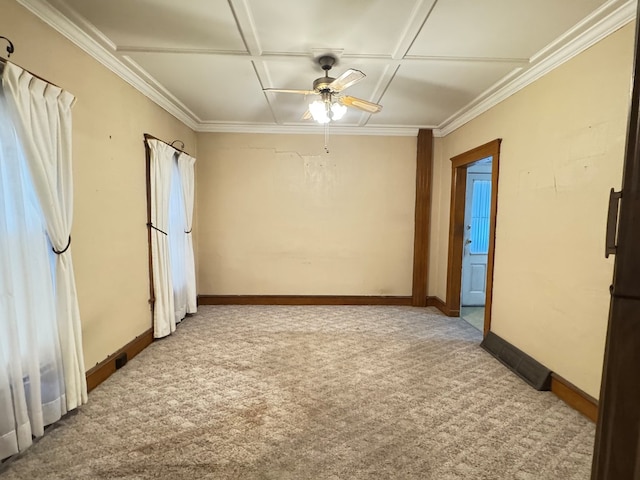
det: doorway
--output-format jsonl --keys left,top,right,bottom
{"left": 445, "top": 139, "right": 501, "bottom": 336}
{"left": 460, "top": 158, "right": 492, "bottom": 331}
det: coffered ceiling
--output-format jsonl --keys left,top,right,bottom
{"left": 19, "top": 0, "right": 637, "bottom": 135}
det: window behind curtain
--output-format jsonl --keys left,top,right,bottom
{"left": 0, "top": 86, "right": 65, "bottom": 460}
{"left": 168, "top": 154, "right": 188, "bottom": 322}
{"left": 0, "top": 91, "right": 60, "bottom": 363}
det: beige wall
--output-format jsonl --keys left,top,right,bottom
{"left": 429, "top": 24, "right": 634, "bottom": 398}
{"left": 196, "top": 133, "right": 416, "bottom": 296}
{"left": 2, "top": 1, "right": 196, "bottom": 368}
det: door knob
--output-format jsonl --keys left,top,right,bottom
{"left": 465, "top": 239, "right": 472, "bottom": 245}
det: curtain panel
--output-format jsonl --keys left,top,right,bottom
{"left": 2, "top": 62, "right": 87, "bottom": 410}
{"left": 0, "top": 61, "right": 83, "bottom": 459}
{"left": 148, "top": 139, "right": 177, "bottom": 338}
{"left": 178, "top": 152, "right": 197, "bottom": 314}
{"left": 0, "top": 81, "right": 66, "bottom": 459}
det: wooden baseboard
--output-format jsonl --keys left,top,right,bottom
{"left": 551, "top": 373, "right": 598, "bottom": 422}
{"left": 426, "top": 296, "right": 447, "bottom": 314}
{"left": 197, "top": 295, "right": 413, "bottom": 306}
{"left": 426, "top": 296, "right": 459, "bottom": 316}
{"left": 86, "top": 329, "right": 154, "bottom": 393}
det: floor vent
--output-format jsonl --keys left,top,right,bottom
{"left": 481, "top": 332, "right": 551, "bottom": 391}
{"left": 115, "top": 352, "right": 128, "bottom": 370}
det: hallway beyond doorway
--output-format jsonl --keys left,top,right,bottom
{"left": 461, "top": 306, "right": 485, "bottom": 331}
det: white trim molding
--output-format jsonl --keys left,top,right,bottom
{"left": 197, "top": 123, "right": 420, "bottom": 136}
{"left": 16, "top": 0, "right": 637, "bottom": 137}
{"left": 437, "top": 0, "right": 636, "bottom": 137}
{"left": 15, "top": 0, "right": 199, "bottom": 131}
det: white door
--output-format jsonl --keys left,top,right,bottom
{"left": 461, "top": 172, "right": 491, "bottom": 306}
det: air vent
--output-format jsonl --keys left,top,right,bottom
{"left": 115, "top": 352, "right": 127, "bottom": 370}
{"left": 481, "top": 332, "right": 551, "bottom": 391}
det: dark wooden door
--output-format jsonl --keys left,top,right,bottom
{"left": 591, "top": 6, "right": 640, "bottom": 479}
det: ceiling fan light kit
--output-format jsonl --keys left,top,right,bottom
{"left": 309, "top": 95, "right": 347, "bottom": 124}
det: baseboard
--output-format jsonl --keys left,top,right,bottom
{"left": 197, "top": 295, "right": 413, "bottom": 306}
{"left": 551, "top": 373, "right": 598, "bottom": 422}
{"left": 86, "top": 328, "right": 154, "bottom": 392}
{"left": 426, "top": 296, "right": 460, "bottom": 316}
{"left": 426, "top": 296, "right": 449, "bottom": 315}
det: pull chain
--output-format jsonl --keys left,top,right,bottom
{"left": 324, "top": 122, "right": 330, "bottom": 153}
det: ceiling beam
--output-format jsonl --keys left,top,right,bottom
{"left": 113, "top": 47, "right": 530, "bottom": 67}
{"left": 358, "top": 63, "right": 400, "bottom": 127}
{"left": 227, "top": 0, "right": 284, "bottom": 124}
{"left": 391, "top": 0, "right": 439, "bottom": 60}
{"left": 227, "top": 0, "right": 262, "bottom": 56}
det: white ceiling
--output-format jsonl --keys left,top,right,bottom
{"left": 21, "top": 0, "right": 637, "bottom": 135}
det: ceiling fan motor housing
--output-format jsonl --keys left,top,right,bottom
{"left": 318, "top": 55, "right": 336, "bottom": 70}
{"left": 313, "top": 55, "right": 338, "bottom": 92}
{"left": 313, "top": 76, "right": 336, "bottom": 92}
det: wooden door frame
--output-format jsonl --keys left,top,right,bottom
{"left": 445, "top": 139, "right": 501, "bottom": 336}
{"left": 591, "top": 2, "right": 640, "bottom": 476}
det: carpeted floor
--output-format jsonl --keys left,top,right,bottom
{"left": 0, "top": 305, "right": 595, "bottom": 479}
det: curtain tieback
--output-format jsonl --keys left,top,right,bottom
{"left": 185, "top": 228, "right": 192, "bottom": 234}
{"left": 147, "top": 223, "right": 168, "bottom": 236}
{"left": 52, "top": 236, "right": 72, "bottom": 255}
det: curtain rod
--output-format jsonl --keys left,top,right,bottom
{"left": 143, "top": 133, "right": 192, "bottom": 157}
{"left": 0, "top": 36, "right": 14, "bottom": 58}
{"left": 0, "top": 36, "right": 14, "bottom": 77}
{"left": 0, "top": 37, "right": 62, "bottom": 89}
{"left": 0, "top": 56, "right": 62, "bottom": 89}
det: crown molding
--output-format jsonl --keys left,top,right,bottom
{"left": 16, "top": 0, "right": 636, "bottom": 138}
{"left": 437, "top": 0, "right": 636, "bottom": 137}
{"left": 196, "top": 123, "right": 420, "bottom": 136}
{"left": 16, "top": 0, "right": 199, "bottom": 131}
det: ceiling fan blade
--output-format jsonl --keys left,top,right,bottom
{"left": 302, "top": 109, "right": 312, "bottom": 121}
{"left": 339, "top": 95, "right": 383, "bottom": 114}
{"left": 263, "top": 88, "right": 316, "bottom": 95}
{"left": 328, "top": 69, "right": 365, "bottom": 92}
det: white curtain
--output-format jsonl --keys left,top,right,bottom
{"left": 148, "top": 139, "right": 176, "bottom": 338}
{"left": 169, "top": 158, "right": 188, "bottom": 322}
{"left": 2, "top": 63, "right": 86, "bottom": 411}
{"left": 0, "top": 63, "right": 73, "bottom": 459}
{"left": 178, "top": 152, "right": 197, "bottom": 314}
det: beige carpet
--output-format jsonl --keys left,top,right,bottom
{"left": 0, "top": 305, "right": 595, "bottom": 479}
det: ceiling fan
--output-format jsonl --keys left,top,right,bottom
{"left": 263, "top": 55, "right": 383, "bottom": 124}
